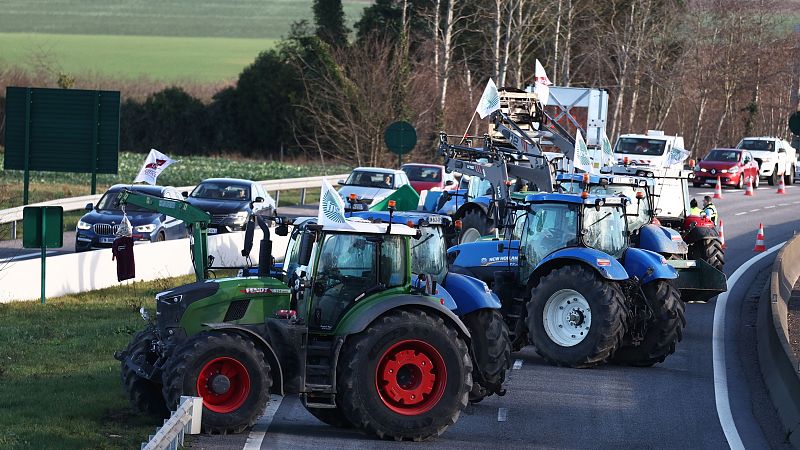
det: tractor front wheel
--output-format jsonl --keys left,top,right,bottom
{"left": 120, "top": 329, "right": 168, "bottom": 416}
{"left": 611, "top": 281, "right": 685, "bottom": 367}
{"left": 162, "top": 332, "right": 271, "bottom": 434}
{"left": 688, "top": 238, "right": 724, "bottom": 271}
{"left": 459, "top": 208, "right": 493, "bottom": 243}
{"left": 527, "top": 264, "right": 627, "bottom": 368}
{"left": 461, "top": 309, "right": 511, "bottom": 403}
{"left": 337, "top": 310, "right": 472, "bottom": 441}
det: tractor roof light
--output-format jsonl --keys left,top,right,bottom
{"left": 581, "top": 191, "right": 589, "bottom": 199}
{"left": 454, "top": 219, "right": 463, "bottom": 230}
{"left": 406, "top": 220, "right": 415, "bottom": 228}
{"left": 348, "top": 193, "right": 358, "bottom": 202}
{"left": 636, "top": 191, "right": 645, "bottom": 199}
{"left": 388, "top": 200, "right": 397, "bottom": 209}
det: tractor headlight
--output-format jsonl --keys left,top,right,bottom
{"left": 77, "top": 220, "right": 92, "bottom": 230}
{"left": 135, "top": 224, "right": 156, "bottom": 233}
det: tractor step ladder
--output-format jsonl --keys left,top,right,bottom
{"left": 302, "top": 336, "right": 337, "bottom": 408}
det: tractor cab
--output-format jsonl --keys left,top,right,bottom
{"left": 557, "top": 173, "right": 655, "bottom": 232}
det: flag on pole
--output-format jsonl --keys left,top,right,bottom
{"left": 476, "top": 78, "right": 501, "bottom": 119}
{"left": 318, "top": 178, "right": 352, "bottom": 229}
{"left": 573, "top": 130, "right": 596, "bottom": 174}
{"left": 133, "top": 149, "right": 176, "bottom": 185}
{"left": 664, "top": 146, "right": 690, "bottom": 168}
{"left": 600, "top": 131, "right": 615, "bottom": 167}
{"left": 534, "top": 59, "right": 553, "bottom": 105}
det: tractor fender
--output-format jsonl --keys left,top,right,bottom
{"left": 203, "top": 322, "right": 285, "bottom": 396}
{"left": 335, "top": 294, "right": 471, "bottom": 341}
{"left": 448, "top": 240, "right": 520, "bottom": 269}
{"left": 683, "top": 225, "right": 719, "bottom": 246}
{"left": 535, "top": 247, "right": 628, "bottom": 281}
{"left": 440, "top": 272, "right": 502, "bottom": 316}
{"left": 621, "top": 247, "right": 678, "bottom": 284}
{"left": 411, "top": 276, "right": 459, "bottom": 311}
{"left": 638, "top": 224, "right": 688, "bottom": 255}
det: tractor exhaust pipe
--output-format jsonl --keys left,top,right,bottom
{"left": 255, "top": 217, "right": 272, "bottom": 277}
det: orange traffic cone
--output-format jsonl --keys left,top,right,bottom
{"left": 718, "top": 219, "right": 726, "bottom": 249}
{"left": 744, "top": 177, "right": 754, "bottom": 196}
{"left": 753, "top": 223, "right": 766, "bottom": 252}
{"left": 714, "top": 177, "right": 723, "bottom": 199}
{"left": 777, "top": 176, "right": 786, "bottom": 194}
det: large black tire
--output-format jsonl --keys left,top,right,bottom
{"left": 461, "top": 309, "right": 512, "bottom": 403}
{"left": 753, "top": 174, "right": 760, "bottom": 188}
{"left": 304, "top": 405, "right": 354, "bottom": 428}
{"left": 768, "top": 165, "right": 778, "bottom": 186}
{"left": 527, "top": 264, "right": 627, "bottom": 368}
{"left": 120, "top": 329, "right": 168, "bottom": 416}
{"left": 459, "top": 208, "right": 493, "bottom": 243}
{"left": 736, "top": 175, "right": 744, "bottom": 190}
{"left": 689, "top": 238, "right": 724, "bottom": 271}
{"left": 611, "top": 281, "right": 685, "bottom": 367}
{"left": 785, "top": 166, "right": 794, "bottom": 185}
{"left": 337, "top": 310, "right": 472, "bottom": 441}
{"left": 162, "top": 332, "right": 272, "bottom": 434}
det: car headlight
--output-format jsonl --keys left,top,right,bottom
{"left": 135, "top": 224, "right": 156, "bottom": 233}
{"left": 77, "top": 220, "right": 92, "bottom": 230}
{"left": 700, "top": 168, "right": 707, "bottom": 172}
{"left": 229, "top": 211, "right": 249, "bottom": 224}
{"left": 728, "top": 166, "right": 739, "bottom": 173}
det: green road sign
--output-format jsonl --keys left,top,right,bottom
{"left": 789, "top": 111, "right": 800, "bottom": 135}
{"left": 384, "top": 121, "right": 417, "bottom": 155}
{"left": 23, "top": 206, "right": 64, "bottom": 249}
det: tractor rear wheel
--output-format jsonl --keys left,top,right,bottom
{"left": 527, "top": 264, "right": 627, "bottom": 368}
{"left": 611, "top": 281, "right": 685, "bottom": 367}
{"left": 461, "top": 309, "right": 511, "bottom": 403}
{"left": 304, "top": 405, "right": 353, "bottom": 428}
{"left": 460, "top": 208, "right": 493, "bottom": 243}
{"left": 337, "top": 309, "right": 472, "bottom": 441}
{"left": 120, "top": 329, "right": 168, "bottom": 416}
{"left": 689, "top": 238, "right": 724, "bottom": 271}
{"left": 162, "top": 332, "right": 271, "bottom": 434}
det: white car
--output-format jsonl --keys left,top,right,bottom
{"left": 337, "top": 167, "right": 410, "bottom": 207}
{"left": 735, "top": 137, "right": 797, "bottom": 185}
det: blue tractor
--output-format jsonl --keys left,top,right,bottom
{"left": 448, "top": 192, "right": 685, "bottom": 368}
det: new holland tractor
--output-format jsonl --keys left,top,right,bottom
{"left": 557, "top": 172, "right": 727, "bottom": 303}
{"left": 115, "top": 190, "right": 474, "bottom": 441}
{"left": 448, "top": 192, "right": 685, "bottom": 368}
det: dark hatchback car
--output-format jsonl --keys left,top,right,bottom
{"left": 184, "top": 178, "right": 276, "bottom": 235}
{"left": 75, "top": 184, "right": 188, "bottom": 252}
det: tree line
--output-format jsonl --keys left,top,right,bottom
{"left": 1, "top": 0, "right": 798, "bottom": 166}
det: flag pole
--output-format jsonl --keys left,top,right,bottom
{"left": 459, "top": 111, "right": 477, "bottom": 145}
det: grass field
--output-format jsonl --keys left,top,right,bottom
{"left": 0, "top": 0, "right": 371, "bottom": 82}
{"left": 0, "top": 275, "right": 195, "bottom": 450}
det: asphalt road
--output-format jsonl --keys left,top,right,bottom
{"left": 185, "top": 183, "right": 800, "bottom": 450}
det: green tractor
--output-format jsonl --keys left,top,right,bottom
{"left": 115, "top": 190, "right": 474, "bottom": 440}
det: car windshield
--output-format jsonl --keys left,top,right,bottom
{"left": 345, "top": 171, "right": 394, "bottom": 188}
{"left": 704, "top": 150, "right": 740, "bottom": 162}
{"left": 191, "top": 181, "right": 250, "bottom": 200}
{"left": 615, "top": 138, "right": 667, "bottom": 156}
{"left": 404, "top": 166, "right": 442, "bottom": 182}
{"left": 589, "top": 185, "right": 651, "bottom": 231}
{"left": 411, "top": 227, "right": 447, "bottom": 284}
{"left": 582, "top": 206, "right": 627, "bottom": 258}
{"left": 737, "top": 139, "right": 774, "bottom": 152}
{"left": 96, "top": 190, "right": 152, "bottom": 212}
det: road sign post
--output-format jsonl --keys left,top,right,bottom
{"left": 384, "top": 121, "right": 417, "bottom": 168}
{"left": 23, "top": 206, "right": 64, "bottom": 304}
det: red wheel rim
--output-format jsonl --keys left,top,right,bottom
{"left": 375, "top": 339, "right": 447, "bottom": 416}
{"left": 196, "top": 357, "right": 251, "bottom": 413}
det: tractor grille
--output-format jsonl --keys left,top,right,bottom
{"left": 223, "top": 300, "right": 250, "bottom": 321}
{"left": 93, "top": 224, "right": 120, "bottom": 235}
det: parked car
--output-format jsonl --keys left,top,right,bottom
{"left": 75, "top": 184, "right": 187, "bottom": 252}
{"left": 184, "top": 178, "right": 276, "bottom": 235}
{"left": 692, "top": 148, "right": 759, "bottom": 189}
{"left": 401, "top": 163, "right": 457, "bottom": 193}
{"left": 337, "top": 167, "right": 410, "bottom": 207}
{"left": 736, "top": 137, "right": 797, "bottom": 185}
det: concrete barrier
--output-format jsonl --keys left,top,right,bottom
{"left": 760, "top": 234, "right": 800, "bottom": 448}
{"left": 0, "top": 229, "right": 290, "bottom": 303}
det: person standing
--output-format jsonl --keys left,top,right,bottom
{"left": 689, "top": 198, "right": 703, "bottom": 216}
{"left": 702, "top": 195, "right": 718, "bottom": 224}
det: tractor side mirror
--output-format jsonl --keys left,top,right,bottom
{"left": 337, "top": 179, "right": 346, "bottom": 186}
{"left": 181, "top": 191, "right": 189, "bottom": 198}
{"left": 275, "top": 224, "right": 289, "bottom": 236}
{"left": 254, "top": 196, "right": 264, "bottom": 203}
{"left": 297, "top": 233, "right": 316, "bottom": 266}
{"left": 85, "top": 203, "right": 93, "bottom": 211}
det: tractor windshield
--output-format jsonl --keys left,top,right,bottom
{"left": 589, "top": 185, "right": 651, "bottom": 231}
{"left": 468, "top": 177, "right": 493, "bottom": 199}
{"left": 521, "top": 203, "right": 580, "bottom": 272}
{"left": 581, "top": 206, "right": 627, "bottom": 258}
{"left": 411, "top": 227, "right": 447, "bottom": 284}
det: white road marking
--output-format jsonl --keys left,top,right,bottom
{"left": 512, "top": 359, "right": 523, "bottom": 370}
{"left": 779, "top": 203, "right": 790, "bottom": 206}
{"left": 734, "top": 212, "right": 747, "bottom": 216}
{"left": 764, "top": 205, "right": 775, "bottom": 209}
{"left": 699, "top": 191, "right": 714, "bottom": 195}
{"left": 729, "top": 189, "right": 743, "bottom": 193}
{"left": 243, "top": 395, "right": 284, "bottom": 450}
{"left": 497, "top": 407, "right": 508, "bottom": 422}
{"left": 713, "top": 243, "right": 784, "bottom": 450}
{"left": 749, "top": 209, "right": 760, "bottom": 212}
{"left": 793, "top": 201, "right": 800, "bottom": 204}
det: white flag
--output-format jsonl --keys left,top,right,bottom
{"left": 664, "top": 146, "right": 690, "bottom": 168}
{"left": 318, "top": 178, "right": 352, "bottom": 229}
{"left": 573, "top": 130, "right": 597, "bottom": 174}
{"left": 476, "top": 78, "right": 501, "bottom": 119}
{"left": 600, "top": 131, "right": 615, "bottom": 167}
{"left": 133, "top": 149, "right": 176, "bottom": 185}
{"left": 534, "top": 59, "right": 553, "bottom": 105}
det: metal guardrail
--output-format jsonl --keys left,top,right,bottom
{"left": 141, "top": 396, "right": 202, "bottom": 450}
{"left": 760, "top": 235, "right": 800, "bottom": 448}
{"left": 0, "top": 173, "right": 348, "bottom": 238}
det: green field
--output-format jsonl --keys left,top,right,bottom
{"left": 0, "top": 0, "right": 371, "bottom": 82}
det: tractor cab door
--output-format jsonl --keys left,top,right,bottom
{"left": 519, "top": 203, "right": 579, "bottom": 280}
{"left": 307, "top": 233, "right": 406, "bottom": 331}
